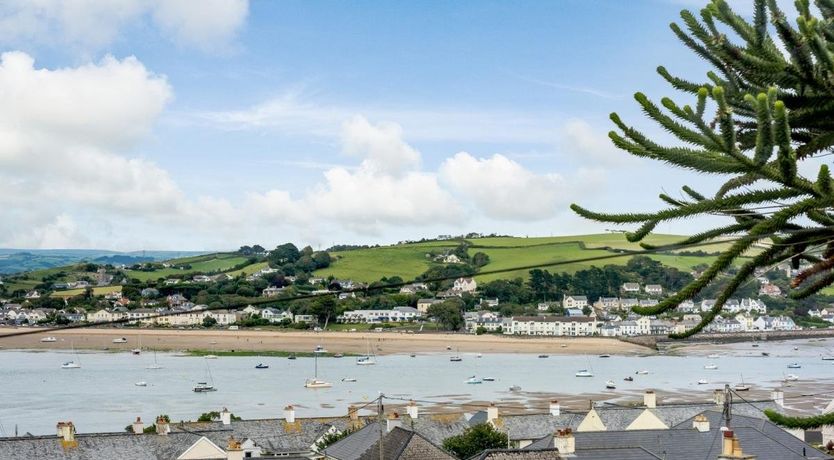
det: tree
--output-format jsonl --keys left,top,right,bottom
{"left": 571, "top": 0, "right": 834, "bottom": 338}
{"left": 427, "top": 299, "right": 464, "bottom": 331}
{"left": 269, "top": 243, "right": 300, "bottom": 265}
{"left": 202, "top": 316, "right": 217, "bottom": 328}
{"left": 472, "top": 252, "right": 490, "bottom": 268}
{"left": 442, "top": 423, "right": 508, "bottom": 459}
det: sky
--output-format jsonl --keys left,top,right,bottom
{"left": 0, "top": 0, "right": 745, "bottom": 251}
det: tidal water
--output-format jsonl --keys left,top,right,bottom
{"left": 2, "top": 338, "right": 833, "bottom": 436}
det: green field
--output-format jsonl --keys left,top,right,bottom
{"left": 314, "top": 234, "right": 743, "bottom": 283}
{"left": 51, "top": 285, "right": 122, "bottom": 298}
{"left": 225, "top": 261, "right": 269, "bottom": 278}
{"left": 124, "top": 255, "right": 251, "bottom": 281}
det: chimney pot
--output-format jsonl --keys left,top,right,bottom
{"left": 386, "top": 412, "right": 402, "bottom": 432}
{"left": 348, "top": 405, "right": 359, "bottom": 421}
{"left": 405, "top": 400, "right": 419, "bottom": 419}
{"left": 693, "top": 414, "right": 710, "bottom": 432}
{"left": 132, "top": 417, "right": 144, "bottom": 434}
{"left": 643, "top": 390, "right": 657, "bottom": 409}
{"left": 771, "top": 389, "right": 784, "bottom": 408}
{"left": 553, "top": 426, "right": 575, "bottom": 454}
{"left": 487, "top": 403, "right": 499, "bottom": 423}
{"left": 549, "top": 400, "right": 561, "bottom": 416}
{"left": 220, "top": 408, "right": 231, "bottom": 425}
{"left": 226, "top": 435, "right": 244, "bottom": 460}
{"left": 284, "top": 405, "right": 296, "bottom": 423}
{"left": 155, "top": 417, "right": 170, "bottom": 436}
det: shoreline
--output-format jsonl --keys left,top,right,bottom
{"left": 0, "top": 327, "right": 652, "bottom": 355}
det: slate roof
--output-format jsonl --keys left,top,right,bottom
{"left": 0, "top": 416, "right": 370, "bottom": 460}
{"left": 469, "top": 448, "right": 564, "bottom": 459}
{"left": 525, "top": 410, "right": 832, "bottom": 460}
{"left": 495, "top": 413, "right": 584, "bottom": 441}
{"left": 356, "top": 427, "right": 454, "bottom": 460}
{"left": 324, "top": 422, "right": 381, "bottom": 460}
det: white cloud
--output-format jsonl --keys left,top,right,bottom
{"left": 341, "top": 115, "right": 420, "bottom": 176}
{"left": 193, "top": 91, "right": 564, "bottom": 145}
{"left": 439, "top": 152, "right": 602, "bottom": 221}
{"left": 561, "top": 118, "right": 633, "bottom": 166}
{"left": 151, "top": 0, "right": 248, "bottom": 53}
{"left": 0, "top": 0, "right": 248, "bottom": 53}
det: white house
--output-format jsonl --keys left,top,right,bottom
{"left": 24, "top": 290, "right": 40, "bottom": 299}
{"left": 262, "top": 286, "right": 285, "bottom": 297}
{"left": 416, "top": 298, "right": 442, "bottom": 314}
{"left": 506, "top": 316, "right": 597, "bottom": 336}
{"left": 594, "top": 297, "right": 620, "bottom": 310}
{"left": 399, "top": 283, "right": 428, "bottom": 294}
{"left": 192, "top": 275, "right": 213, "bottom": 283}
{"left": 759, "top": 283, "right": 783, "bottom": 297}
{"left": 644, "top": 284, "right": 663, "bottom": 296}
{"left": 442, "top": 254, "right": 462, "bottom": 264}
{"left": 676, "top": 299, "right": 697, "bottom": 313}
{"left": 338, "top": 307, "right": 421, "bottom": 323}
{"left": 621, "top": 283, "right": 640, "bottom": 293}
{"left": 753, "top": 315, "right": 797, "bottom": 331}
{"left": 452, "top": 277, "right": 477, "bottom": 293}
{"left": 620, "top": 298, "right": 638, "bottom": 309}
{"left": 464, "top": 311, "right": 504, "bottom": 333}
{"left": 537, "top": 302, "right": 558, "bottom": 312}
{"left": 563, "top": 295, "right": 588, "bottom": 309}
{"left": 261, "top": 307, "right": 293, "bottom": 323}
{"left": 619, "top": 320, "right": 639, "bottom": 336}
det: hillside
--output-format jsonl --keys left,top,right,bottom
{"left": 0, "top": 249, "right": 207, "bottom": 275}
{"left": 313, "top": 234, "right": 746, "bottom": 283}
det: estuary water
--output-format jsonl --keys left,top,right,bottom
{"left": 2, "top": 338, "right": 833, "bottom": 435}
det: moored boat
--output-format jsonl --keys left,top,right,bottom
{"left": 698, "top": 379, "right": 708, "bottom": 385}
{"left": 193, "top": 382, "right": 216, "bottom": 392}
{"left": 787, "top": 363, "right": 801, "bottom": 369}
{"left": 599, "top": 354, "right": 611, "bottom": 358}
{"left": 255, "top": 363, "right": 269, "bottom": 369}
{"left": 450, "top": 356, "right": 462, "bottom": 362}
{"left": 623, "top": 376, "right": 634, "bottom": 382}
{"left": 605, "top": 380, "right": 616, "bottom": 389}
{"left": 135, "top": 381, "right": 147, "bottom": 387}
{"left": 465, "top": 376, "right": 483, "bottom": 384}
{"left": 41, "top": 336, "right": 57, "bottom": 343}
{"left": 784, "top": 374, "right": 799, "bottom": 382}
{"left": 509, "top": 385, "right": 521, "bottom": 392}
{"left": 61, "top": 361, "right": 81, "bottom": 369}
{"left": 575, "top": 369, "right": 593, "bottom": 377}
{"left": 483, "top": 377, "right": 495, "bottom": 382}
{"left": 704, "top": 364, "right": 718, "bottom": 370}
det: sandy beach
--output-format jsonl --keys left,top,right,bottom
{"left": 0, "top": 327, "right": 651, "bottom": 355}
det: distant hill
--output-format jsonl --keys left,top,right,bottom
{"left": 0, "top": 249, "right": 208, "bottom": 275}
{"left": 312, "top": 233, "right": 746, "bottom": 283}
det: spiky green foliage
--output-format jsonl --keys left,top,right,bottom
{"left": 572, "top": 0, "right": 834, "bottom": 338}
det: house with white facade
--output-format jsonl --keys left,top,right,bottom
{"left": 753, "top": 315, "right": 797, "bottom": 331}
{"left": 262, "top": 286, "right": 285, "bottom": 297}
{"left": 464, "top": 311, "right": 504, "bottom": 333}
{"left": 399, "top": 283, "right": 428, "bottom": 294}
{"left": 338, "top": 307, "right": 422, "bottom": 323}
{"left": 562, "top": 295, "right": 588, "bottom": 309}
{"left": 676, "top": 299, "right": 697, "bottom": 313}
{"left": 594, "top": 297, "right": 620, "bottom": 311}
{"left": 261, "top": 307, "right": 293, "bottom": 323}
{"left": 505, "top": 315, "right": 597, "bottom": 336}
{"left": 621, "top": 283, "right": 640, "bottom": 293}
{"left": 452, "top": 277, "right": 477, "bottom": 293}
{"left": 644, "top": 284, "right": 663, "bottom": 296}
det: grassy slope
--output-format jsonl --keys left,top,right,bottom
{"left": 314, "top": 234, "right": 743, "bottom": 283}
{"left": 123, "top": 254, "right": 250, "bottom": 281}
{"left": 51, "top": 285, "right": 122, "bottom": 298}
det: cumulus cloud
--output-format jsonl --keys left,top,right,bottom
{"left": 341, "top": 115, "right": 420, "bottom": 176}
{"left": 0, "top": 0, "right": 248, "bottom": 53}
{"left": 440, "top": 153, "right": 574, "bottom": 220}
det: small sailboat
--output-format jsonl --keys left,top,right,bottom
{"left": 146, "top": 351, "right": 163, "bottom": 370}
{"left": 538, "top": 354, "right": 549, "bottom": 359}
{"left": 761, "top": 352, "right": 770, "bottom": 357}
{"left": 333, "top": 353, "right": 344, "bottom": 358}
{"left": 483, "top": 377, "right": 495, "bottom": 382}
{"left": 560, "top": 344, "right": 568, "bottom": 348}
{"left": 255, "top": 363, "right": 269, "bottom": 369}
{"left": 450, "top": 355, "right": 462, "bottom": 362}
{"left": 131, "top": 334, "right": 142, "bottom": 355}
{"left": 304, "top": 349, "right": 332, "bottom": 389}
{"left": 752, "top": 343, "right": 759, "bottom": 347}
{"left": 599, "top": 354, "right": 611, "bottom": 358}
{"left": 698, "top": 379, "right": 708, "bottom": 385}
{"left": 341, "top": 377, "right": 357, "bottom": 382}
{"left": 477, "top": 353, "right": 483, "bottom": 358}
{"left": 314, "top": 345, "right": 327, "bottom": 354}
{"left": 635, "top": 370, "right": 649, "bottom": 375}
{"left": 575, "top": 369, "right": 593, "bottom": 377}
{"left": 605, "top": 380, "right": 616, "bottom": 389}
{"left": 204, "top": 354, "right": 218, "bottom": 359}
{"left": 787, "top": 363, "right": 801, "bottom": 369}
{"left": 61, "top": 343, "right": 81, "bottom": 368}
{"left": 193, "top": 361, "right": 217, "bottom": 392}
{"left": 784, "top": 374, "right": 799, "bottom": 382}
{"left": 623, "top": 376, "right": 634, "bottom": 382}
{"left": 356, "top": 339, "right": 376, "bottom": 365}
{"left": 135, "top": 381, "right": 147, "bottom": 387}
{"left": 793, "top": 346, "right": 799, "bottom": 351}
{"left": 704, "top": 364, "right": 718, "bottom": 370}
{"left": 288, "top": 354, "right": 297, "bottom": 360}
{"left": 466, "top": 376, "right": 483, "bottom": 384}
{"left": 822, "top": 356, "right": 834, "bottom": 361}
{"left": 409, "top": 353, "right": 416, "bottom": 358}
{"left": 509, "top": 385, "right": 522, "bottom": 392}
{"left": 707, "top": 354, "right": 719, "bottom": 359}
{"left": 112, "top": 337, "right": 127, "bottom": 344}
{"left": 40, "top": 336, "right": 57, "bottom": 343}
{"left": 734, "top": 374, "right": 751, "bottom": 391}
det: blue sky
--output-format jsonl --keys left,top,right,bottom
{"left": 0, "top": 0, "right": 734, "bottom": 250}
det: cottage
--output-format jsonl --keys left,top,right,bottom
{"left": 621, "top": 282, "right": 640, "bottom": 293}
{"left": 644, "top": 284, "right": 663, "bottom": 296}
{"left": 452, "top": 277, "right": 477, "bottom": 293}
{"left": 759, "top": 282, "right": 783, "bottom": 297}
{"left": 262, "top": 286, "right": 285, "bottom": 297}
{"left": 416, "top": 298, "right": 442, "bottom": 314}
{"left": 562, "top": 295, "right": 588, "bottom": 309}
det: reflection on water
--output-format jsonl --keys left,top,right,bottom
{"left": 2, "top": 338, "right": 833, "bottom": 435}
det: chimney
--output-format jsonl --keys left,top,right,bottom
{"left": 713, "top": 389, "right": 725, "bottom": 405}
{"left": 487, "top": 403, "right": 499, "bottom": 423}
{"left": 226, "top": 435, "right": 244, "bottom": 460}
{"left": 284, "top": 405, "right": 296, "bottom": 423}
{"left": 56, "top": 421, "right": 77, "bottom": 448}
{"left": 405, "top": 400, "right": 419, "bottom": 419}
{"left": 155, "top": 417, "right": 170, "bottom": 436}
{"left": 220, "top": 407, "right": 231, "bottom": 425}
{"left": 717, "top": 430, "right": 757, "bottom": 459}
{"left": 693, "top": 414, "right": 710, "bottom": 432}
{"left": 553, "top": 428, "right": 575, "bottom": 454}
{"left": 549, "top": 400, "right": 561, "bottom": 416}
{"left": 386, "top": 412, "right": 402, "bottom": 432}
{"left": 348, "top": 405, "right": 359, "bottom": 421}
{"left": 771, "top": 389, "right": 784, "bottom": 408}
{"left": 132, "top": 417, "right": 144, "bottom": 434}
{"left": 643, "top": 390, "right": 656, "bottom": 409}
